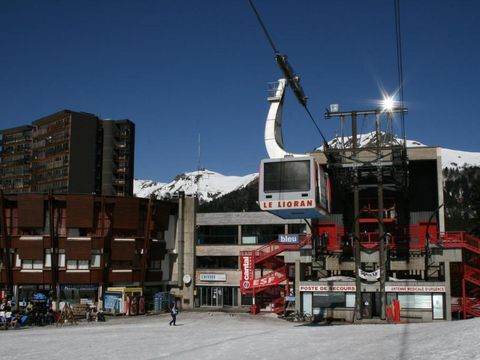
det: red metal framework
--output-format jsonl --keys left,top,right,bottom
{"left": 432, "top": 231, "right": 480, "bottom": 319}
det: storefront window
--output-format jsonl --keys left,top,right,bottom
{"left": 312, "top": 292, "right": 346, "bottom": 308}
{"left": 197, "top": 287, "right": 238, "bottom": 307}
{"left": 241, "top": 294, "right": 253, "bottom": 306}
{"left": 61, "top": 285, "right": 97, "bottom": 305}
{"left": 398, "top": 294, "right": 431, "bottom": 309}
{"left": 346, "top": 293, "right": 355, "bottom": 308}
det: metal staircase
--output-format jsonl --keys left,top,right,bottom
{"left": 240, "top": 234, "right": 311, "bottom": 314}
{"left": 441, "top": 232, "right": 480, "bottom": 318}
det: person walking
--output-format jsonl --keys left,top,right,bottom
{"left": 169, "top": 304, "right": 178, "bottom": 326}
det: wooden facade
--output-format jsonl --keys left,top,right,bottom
{"left": 0, "top": 192, "right": 177, "bottom": 301}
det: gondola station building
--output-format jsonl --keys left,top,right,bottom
{"left": 197, "top": 144, "right": 479, "bottom": 322}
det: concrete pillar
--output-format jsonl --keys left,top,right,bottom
{"left": 172, "top": 196, "right": 196, "bottom": 310}
{"left": 436, "top": 148, "right": 446, "bottom": 233}
{"left": 295, "top": 259, "right": 301, "bottom": 312}
{"left": 444, "top": 260, "right": 452, "bottom": 320}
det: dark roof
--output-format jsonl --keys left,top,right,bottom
{"left": 32, "top": 109, "right": 97, "bottom": 126}
{"left": 0, "top": 124, "right": 33, "bottom": 135}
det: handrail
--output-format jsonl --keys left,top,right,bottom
{"left": 464, "top": 264, "right": 480, "bottom": 287}
{"left": 253, "top": 235, "right": 311, "bottom": 263}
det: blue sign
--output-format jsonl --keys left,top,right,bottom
{"left": 104, "top": 292, "right": 122, "bottom": 311}
{"left": 278, "top": 234, "right": 299, "bottom": 244}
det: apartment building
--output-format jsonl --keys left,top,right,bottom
{"left": 0, "top": 193, "right": 191, "bottom": 307}
{"left": 0, "top": 110, "right": 135, "bottom": 196}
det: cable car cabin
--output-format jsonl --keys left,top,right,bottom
{"left": 259, "top": 156, "right": 330, "bottom": 219}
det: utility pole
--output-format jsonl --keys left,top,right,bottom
{"left": 48, "top": 191, "right": 59, "bottom": 308}
{"left": 376, "top": 113, "right": 386, "bottom": 320}
{"left": 351, "top": 112, "right": 362, "bottom": 321}
{"left": 353, "top": 170, "right": 362, "bottom": 321}
{"left": 0, "top": 191, "right": 13, "bottom": 298}
{"left": 140, "top": 195, "right": 154, "bottom": 289}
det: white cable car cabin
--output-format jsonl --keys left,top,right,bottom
{"left": 259, "top": 156, "right": 330, "bottom": 219}
{"left": 258, "top": 78, "right": 330, "bottom": 219}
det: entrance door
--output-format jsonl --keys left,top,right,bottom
{"left": 212, "top": 287, "right": 223, "bottom": 307}
{"left": 223, "top": 287, "right": 238, "bottom": 306}
{"left": 362, "top": 293, "right": 382, "bottom": 318}
{"left": 362, "top": 293, "right": 373, "bottom": 319}
{"left": 199, "top": 287, "right": 240, "bottom": 307}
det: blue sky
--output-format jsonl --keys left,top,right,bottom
{"left": 1, "top": 0, "right": 479, "bottom": 181}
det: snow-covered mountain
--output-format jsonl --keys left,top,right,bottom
{"left": 318, "top": 132, "right": 480, "bottom": 169}
{"left": 135, "top": 134, "right": 479, "bottom": 202}
{"left": 319, "top": 132, "right": 425, "bottom": 150}
{"left": 134, "top": 169, "right": 257, "bottom": 202}
{"left": 441, "top": 148, "right": 480, "bottom": 169}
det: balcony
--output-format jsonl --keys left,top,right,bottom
{"left": 13, "top": 269, "right": 52, "bottom": 284}
{"left": 58, "top": 268, "right": 103, "bottom": 284}
{"left": 109, "top": 269, "right": 141, "bottom": 283}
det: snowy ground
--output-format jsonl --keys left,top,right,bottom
{"left": 2, "top": 311, "right": 480, "bottom": 360}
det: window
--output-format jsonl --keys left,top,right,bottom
{"left": 288, "top": 223, "right": 306, "bottom": 234}
{"left": 433, "top": 294, "right": 444, "bottom": 319}
{"left": 67, "top": 228, "right": 89, "bottom": 237}
{"left": 22, "top": 259, "right": 43, "bottom": 270}
{"left": 150, "top": 260, "right": 161, "bottom": 270}
{"left": 242, "top": 224, "right": 285, "bottom": 244}
{"left": 196, "top": 256, "right": 238, "bottom": 269}
{"left": 45, "top": 249, "right": 52, "bottom": 268}
{"left": 398, "top": 294, "right": 431, "bottom": 309}
{"left": 20, "top": 227, "right": 43, "bottom": 236}
{"left": 58, "top": 250, "right": 65, "bottom": 267}
{"left": 197, "top": 226, "right": 237, "bottom": 245}
{"left": 263, "top": 160, "right": 310, "bottom": 192}
{"left": 111, "top": 260, "right": 132, "bottom": 270}
{"left": 312, "top": 293, "right": 346, "bottom": 308}
{"left": 91, "top": 250, "right": 101, "bottom": 268}
{"left": 66, "top": 260, "right": 89, "bottom": 270}
{"left": 15, "top": 254, "right": 22, "bottom": 267}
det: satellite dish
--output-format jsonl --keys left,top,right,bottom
{"left": 183, "top": 274, "right": 192, "bottom": 285}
